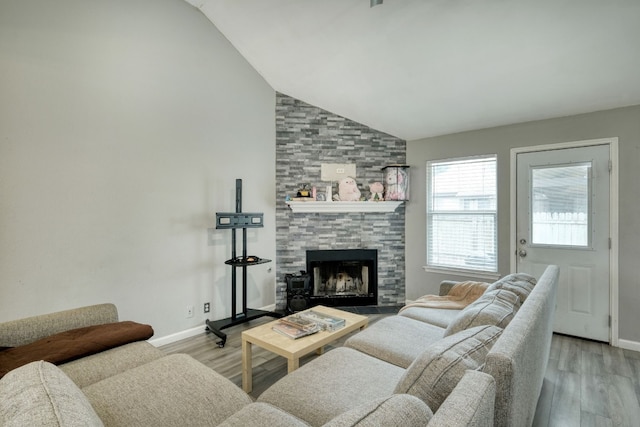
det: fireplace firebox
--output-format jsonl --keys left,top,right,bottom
{"left": 306, "top": 249, "right": 377, "bottom": 306}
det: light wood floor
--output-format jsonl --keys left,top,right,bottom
{"left": 160, "top": 314, "right": 640, "bottom": 426}
{"left": 534, "top": 334, "right": 640, "bottom": 427}
{"left": 160, "top": 312, "right": 391, "bottom": 398}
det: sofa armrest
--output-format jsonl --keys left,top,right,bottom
{"left": 0, "top": 304, "right": 119, "bottom": 347}
{"left": 439, "top": 280, "right": 460, "bottom": 296}
{"left": 428, "top": 370, "right": 495, "bottom": 427}
{"left": 324, "top": 394, "right": 433, "bottom": 427}
{"left": 0, "top": 361, "right": 104, "bottom": 427}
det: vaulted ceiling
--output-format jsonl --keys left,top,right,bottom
{"left": 185, "top": 0, "right": 640, "bottom": 141}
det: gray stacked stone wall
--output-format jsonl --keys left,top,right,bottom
{"left": 275, "top": 93, "right": 407, "bottom": 308}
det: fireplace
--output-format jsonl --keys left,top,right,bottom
{"left": 306, "top": 249, "right": 378, "bottom": 306}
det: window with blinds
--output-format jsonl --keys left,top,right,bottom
{"left": 426, "top": 155, "right": 497, "bottom": 273}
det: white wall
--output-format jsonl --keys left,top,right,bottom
{"left": 406, "top": 105, "right": 640, "bottom": 344}
{"left": 0, "top": 0, "right": 276, "bottom": 339}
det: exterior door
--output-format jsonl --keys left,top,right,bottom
{"left": 516, "top": 144, "right": 610, "bottom": 342}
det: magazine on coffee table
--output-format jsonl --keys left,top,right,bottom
{"left": 278, "top": 314, "right": 319, "bottom": 332}
{"left": 272, "top": 320, "right": 320, "bottom": 339}
{"left": 298, "top": 310, "right": 346, "bottom": 331}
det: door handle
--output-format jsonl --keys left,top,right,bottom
{"left": 518, "top": 249, "right": 527, "bottom": 257}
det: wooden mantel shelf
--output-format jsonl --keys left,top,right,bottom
{"left": 285, "top": 200, "right": 403, "bottom": 213}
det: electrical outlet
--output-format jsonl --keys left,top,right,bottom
{"left": 186, "top": 305, "right": 194, "bottom": 318}
{"left": 204, "top": 302, "right": 210, "bottom": 313}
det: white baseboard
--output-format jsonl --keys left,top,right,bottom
{"left": 617, "top": 338, "right": 640, "bottom": 352}
{"left": 148, "top": 304, "right": 278, "bottom": 347}
{"left": 149, "top": 325, "right": 205, "bottom": 347}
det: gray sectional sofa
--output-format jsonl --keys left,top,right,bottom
{"left": 0, "top": 265, "right": 558, "bottom": 426}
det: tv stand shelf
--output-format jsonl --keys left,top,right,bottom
{"left": 224, "top": 256, "right": 272, "bottom": 267}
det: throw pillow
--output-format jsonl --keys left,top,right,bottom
{"left": 0, "top": 360, "right": 104, "bottom": 426}
{"left": 444, "top": 289, "right": 520, "bottom": 337}
{"left": 485, "top": 273, "right": 537, "bottom": 304}
{"left": 394, "top": 325, "right": 502, "bottom": 411}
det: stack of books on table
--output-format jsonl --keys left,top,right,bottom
{"left": 298, "top": 310, "right": 346, "bottom": 332}
{"left": 272, "top": 314, "right": 321, "bottom": 339}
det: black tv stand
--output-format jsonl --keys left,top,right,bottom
{"left": 205, "top": 179, "right": 282, "bottom": 347}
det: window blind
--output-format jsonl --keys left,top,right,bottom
{"left": 426, "top": 155, "right": 497, "bottom": 273}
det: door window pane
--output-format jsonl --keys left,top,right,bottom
{"left": 531, "top": 163, "right": 590, "bottom": 246}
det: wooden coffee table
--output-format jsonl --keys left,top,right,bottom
{"left": 241, "top": 305, "right": 368, "bottom": 392}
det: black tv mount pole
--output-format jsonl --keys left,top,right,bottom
{"left": 205, "top": 179, "right": 282, "bottom": 347}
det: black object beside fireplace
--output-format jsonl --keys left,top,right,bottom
{"left": 306, "top": 249, "right": 378, "bottom": 306}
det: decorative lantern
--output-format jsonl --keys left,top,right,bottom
{"left": 382, "top": 165, "right": 410, "bottom": 201}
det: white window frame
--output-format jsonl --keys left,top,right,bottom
{"left": 424, "top": 155, "right": 499, "bottom": 279}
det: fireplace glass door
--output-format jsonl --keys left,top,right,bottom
{"left": 306, "top": 249, "right": 377, "bottom": 306}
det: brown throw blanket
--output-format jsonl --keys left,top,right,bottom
{"left": 400, "top": 281, "right": 489, "bottom": 312}
{"left": 0, "top": 321, "right": 153, "bottom": 378}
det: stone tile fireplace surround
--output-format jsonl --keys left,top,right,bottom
{"left": 275, "top": 93, "right": 407, "bottom": 310}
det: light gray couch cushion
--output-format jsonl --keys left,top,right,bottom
{"left": 444, "top": 289, "right": 520, "bottom": 337}
{"left": 0, "top": 361, "right": 104, "bottom": 427}
{"left": 323, "top": 394, "right": 433, "bottom": 427}
{"left": 399, "top": 306, "right": 461, "bottom": 328}
{"left": 485, "top": 273, "right": 537, "bottom": 304}
{"left": 258, "top": 347, "right": 405, "bottom": 426}
{"left": 394, "top": 325, "right": 503, "bottom": 411}
{"left": 218, "top": 403, "right": 310, "bottom": 427}
{"left": 344, "top": 315, "right": 445, "bottom": 367}
{"left": 60, "top": 341, "right": 164, "bottom": 388}
{"left": 83, "top": 354, "right": 252, "bottom": 426}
